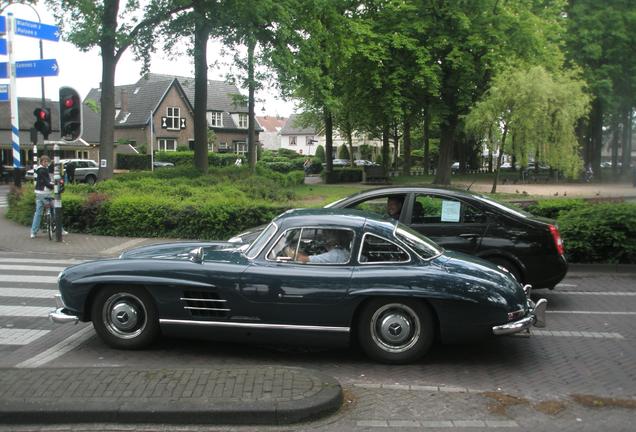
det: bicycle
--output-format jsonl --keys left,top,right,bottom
{"left": 42, "top": 197, "right": 57, "bottom": 241}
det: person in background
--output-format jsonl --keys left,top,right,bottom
{"left": 30, "top": 156, "right": 54, "bottom": 239}
{"left": 386, "top": 195, "right": 404, "bottom": 220}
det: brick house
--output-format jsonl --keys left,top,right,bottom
{"left": 85, "top": 73, "right": 260, "bottom": 161}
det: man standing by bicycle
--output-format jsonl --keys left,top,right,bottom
{"left": 30, "top": 155, "right": 55, "bottom": 239}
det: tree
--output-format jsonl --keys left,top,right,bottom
{"left": 314, "top": 144, "right": 325, "bottom": 163}
{"left": 337, "top": 144, "right": 349, "bottom": 160}
{"left": 47, "top": 0, "right": 192, "bottom": 180}
{"left": 465, "top": 66, "right": 589, "bottom": 193}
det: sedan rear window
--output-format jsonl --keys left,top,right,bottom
{"left": 395, "top": 225, "right": 442, "bottom": 259}
{"left": 246, "top": 222, "right": 277, "bottom": 259}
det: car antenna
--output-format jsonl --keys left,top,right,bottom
{"left": 466, "top": 181, "right": 475, "bottom": 191}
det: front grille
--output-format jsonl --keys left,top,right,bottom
{"left": 181, "top": 290, "right": 230, "bottom": 318}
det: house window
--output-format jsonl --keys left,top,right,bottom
{"left": 235, "top": 141, "right": 247, "bottom": 155}
{"left": 167, "top": 107, "right": 180, "bottom": 130}
{"left": 157, "top": 138, "right": 177, "bottom": 152}
{"left": 76, "top": 150, "right": 89, "bottom": 159}
{"left": 208, "top": 112, "right": 223, "bottom": 127}
{"left": 289, "top": 136, "right": 297, "bottom": 146}
{"left": 238, "top": 113, "right": 248, "bottom": 128}
{"left": 219, "top": 142, "right": 228, "bottom": 151}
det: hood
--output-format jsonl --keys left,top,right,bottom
{"left": 435, "top": 251, "right": 527, "bottom": 309}
{"left": 119, "top": 241, "right": 241, "bottom": 260}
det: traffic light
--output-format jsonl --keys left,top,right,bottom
{"left": 59, "top": 86, "right": 82, "bottom": 141}
{"left": 33, "top": 107, "right": 52, "bottom": 138}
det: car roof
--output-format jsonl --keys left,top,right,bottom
{"left": 325, "top": 185, "right": 484, "bottom": 205}
{"left": 274, "top": 208, "right": 397, "bottom": 231}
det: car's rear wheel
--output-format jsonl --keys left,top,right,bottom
{"left": 91, "top": 286, "right": 159, "bottom": 349}
{"left": 85, "top": 174, "right": 96, "bottom": 185}
{"left": 357, "top": 298, "right": 434, "bottom": 364}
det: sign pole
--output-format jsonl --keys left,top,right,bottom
{"left": 7, "top": 13, "right": 21, "bottom": 186}
{"left": 53, "top": 142, "right": 62, "bottom": 242}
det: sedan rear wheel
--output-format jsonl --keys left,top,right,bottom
{"left": 358, "top": 298, "right": 434, "bottom": 364}
{"left": 91, "top": 287, "right": 159, "bottom": 349}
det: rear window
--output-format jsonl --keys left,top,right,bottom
{"left": 246, "top": 222, "right": 277, "bottom": 259}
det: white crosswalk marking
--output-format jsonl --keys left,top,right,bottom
{"left": 0, "top": 258, "right": 81, "bottom": 265}
{"left": 0, "top": 288, "right": 58, "bottom": 298}
{"left": 1, "top": 275, "right": 58, "bottom": 284}
{"left": 0, "top": 264, "right": 67, "bottom": 272}
{"left": 0, "top": 305, "right": 53, "bottom": 317}
{"left": 0, "top": 328, "right": 50, "bottom": 345}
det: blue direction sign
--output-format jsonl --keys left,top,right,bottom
{"left": 0, "top": 59, "right": 59, "bottom": 79}
{"left": 0, "top": 38, "right": 6, "bottom": 55}
{"left": 14, "top": 18, "right": 60, "bottom": 42}
{"left": 0, "top": 84, "right": 8, "bottom": 102}
{"left": 0, "top": 16, "right": 5, "bottom": 35}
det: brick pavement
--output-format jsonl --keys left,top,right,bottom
{"left": 0, "top": 367, "right": 342, "bottom": 425}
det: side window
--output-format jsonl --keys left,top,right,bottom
{"left": 359, "top": 234, "right": 409, "bottom": 263}
{"left": 462, "top": 202, "right": 488, "bottom": 224}
{"left": 412, "top": 195, "right": 461, "bottom": 224}
{"left": 267, "top": 228, "right": 353, "bottom": 265}
{"left": 349, "top": 194, "right": 405, "bottom": 220}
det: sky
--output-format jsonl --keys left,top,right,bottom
{"left": 2, "top": 2, "right": 296, "bottom": 117}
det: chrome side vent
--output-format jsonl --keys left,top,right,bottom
{"left": 181, "top": 291, "right": 230, "bottom": 318}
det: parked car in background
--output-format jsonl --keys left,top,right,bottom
{"left": 50, "top": 209, "right": 547, "bottom": 364}
{"left": 25, "top": 159, "right": 99, "bottom": 185}
{"left": 332, "top": 159, "right": 350, "bottom": 167}
{"left": 231, "top": 187, "right": 568, "bottom": 289}
{"left": 354, "top": 159, "right": 379, "bottom": 167}
{"left": 153, "top": 161, "right": 175, "bottom": 168}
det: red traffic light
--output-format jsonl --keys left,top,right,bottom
{"left": 37, "top": 109, "right": 48, "bottom": 120}
{"left": 63, "top": 98, "right": 74, "bottom": 109}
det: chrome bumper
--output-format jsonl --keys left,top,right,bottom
{"left": 492, "top": 286, "right": 548, "bottom": 336}
{"left": 49, "top": 294, "right": 79, "bottom": 324}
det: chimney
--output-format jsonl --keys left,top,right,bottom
{"left": 120, "top": 89, "right": 129, "bottom": 112}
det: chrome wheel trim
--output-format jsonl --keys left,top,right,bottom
{"left": 102, "top": 293, "right": 147, "bottom": 339}
{"left": 370, "top": 303, "right": 421, "bottom": 353}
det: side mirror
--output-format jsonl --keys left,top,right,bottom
{"left": 188, "top": 247, "right": 203, "bottom": 264}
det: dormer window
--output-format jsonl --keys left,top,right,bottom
{"left": 208, "top": 111, "right": 223, "bottom": 127}
{"left": 166, "top": 107, "right": 180, "bottom": 131}
{"left": 238, "top": 113, "right": 248, "bottom": 128}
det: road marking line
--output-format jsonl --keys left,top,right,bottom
{"left": 547, "top": 310, "right": 636, "bottom": 315}
{"left": 0, "top": 328, "right": 50, "bottom": 345}
{"left": 0, "top": 264, "right": 66, "bottom": 272}
{"left": 543, "top": 291, "right": 636, "bottom": 296}
{"left": 533, "top": 330, "right": 623, "bottom": 339}
{"left": 0, "top": 305, "right": 52, "bottom": 317}
{"left": 0, "top": 275, "right": 57, "bottom": 284}
{"left": 556, "top": 283, "right": 578, "bottom": 287}
{"left": 0, "top": 288, "right": 58, "bottom": 298}
{"left": 16, "top": 325, "right": 94, "bottom": 368}
{"left": 101, "top": 238, "right": 147, "bottom": 255}
{"left": 0, "top": 258, "right": 82, "bottom": 265}
{"left": 356, "top": 419, "right": 518, "bottom": 428}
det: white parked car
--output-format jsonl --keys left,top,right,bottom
{"left": 26, "top": 159, "right": 99, "bottom": 185}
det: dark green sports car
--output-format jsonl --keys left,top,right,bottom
{"left": 50, "top": 209, "right": 547, "bottom": 364}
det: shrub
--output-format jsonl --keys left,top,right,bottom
{"left": 338, "top": 144, "right": 350, "bottom": 160}
{"left": 322, "top": 167, "right": 363, "bottom": 183}
{"left": 526, "top": 198, "right": 586, "bottom": 219}
{"left": 314, "top": 145, "right": 325, "bottom": 163}
{"left": 117, "top": 154, "right": 151, "bottom": 170}
{"left": 557, "top": 203, "right": 636, "bottom": 263}
{"left": 154, "top": 151, "right": 245, "bottom": 167}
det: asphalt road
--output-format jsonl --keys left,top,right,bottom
{"left": 0, "top": 251, "right": 634, "bottom": 431}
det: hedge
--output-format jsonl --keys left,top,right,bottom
{"left": 557, "top": 203, "right": 636, "bottom": 264}
{"left": 525, "top": 198, "right": 587, "bottom": 219}
{"left": 322, "top": 167, "right": 363, "bottom": 183}
{"left": 117, "top": 154, "right": 150, "bottom": 170}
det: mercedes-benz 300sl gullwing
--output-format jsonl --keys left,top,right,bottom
{"left": 50, "top": 209, "right": 547, "bottom": 364}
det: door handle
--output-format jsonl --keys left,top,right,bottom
{"left": 459, "top": 233, "right": 479, "bottom": 240}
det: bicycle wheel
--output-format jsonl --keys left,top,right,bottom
{"left": 46, "top": 209, "right": 55, "bottom": 240}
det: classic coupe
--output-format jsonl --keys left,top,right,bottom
{"left": 231, "top": 187, "right": 568, "bottom": 289}
{"left": 50, "top": 209, "right": 547, "bottom": 364}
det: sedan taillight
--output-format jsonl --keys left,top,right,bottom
{"left": 549, "top": 225, "right": 564, "bottom": 256}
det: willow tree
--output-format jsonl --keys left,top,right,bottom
{"left": 465, "top": 66, "right": 589, "bottom": 193}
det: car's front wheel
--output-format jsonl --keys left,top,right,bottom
{"left": 91, "top": 287, "right": 159, "bottom": 349}
{"left": 85, "top": 174, "right": 96, "bottom": 185}
{"left": 357, "top": 298, "right": 434, "bottom": 364}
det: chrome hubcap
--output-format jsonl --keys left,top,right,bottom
{"left": 370, "top": 303, "right": 421, "bottom": 353}
{"left": 103, "top": 293, "right": 146, "bottom": 339}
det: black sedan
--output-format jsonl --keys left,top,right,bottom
{"left": 50, "top": 209, "right": 547, "bottom": 364}
{"left": 231, "top": 187, "right": 568, "bottom": 289}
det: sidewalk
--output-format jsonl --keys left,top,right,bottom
{"left": 0, "top": 367, "right": 342, "bottom": 425}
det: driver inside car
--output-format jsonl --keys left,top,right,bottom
{"left": 283, "top": 229, "right": 352, "bottom": 264}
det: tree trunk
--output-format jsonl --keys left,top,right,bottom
{"left": 347, "top": 129, "right": 354, "bottom": 168}
{"left": 588, "top": 97, "right": 603, "bottom": 179}
{"left": 402, "top": 117, "right": 411, "bottom": 176}
{"left": 324, "top": 108, "right": 333, "bottom": 173}
{"left": 434, "top": 113, "right": 457, "bottom": 185}
{"left": 423, "top": 105, "right": 430, "bottom": 175}
{"left": 247, "top": 36, "right": 257, "bottom": 172}
{"left": 97, "top": 0, "right": 119, "bottom": 181}
{"left": 382, "top": 123, "right": 390, "bottom": 175}
{"left": 193, "top": 10, "right": 209, "bottom": 174}
{"left": 491, "top": 124, "right": 508, "bottom": 194}
{"left": 393, "top": 126, "right": 399, "bottom": 172}
{"left": 621, "top": 109, "right": 633, "bottom": 177}
{"left": 611, "top": 119, "right": 619, "bottom": 179}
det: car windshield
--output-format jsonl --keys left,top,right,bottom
{"left": 472, "top": 194, "right": 532, "bottom": 219}
{"left": 245, "top": 222, "right": 278, "bottom": 259}
{"left": 395, "top": 224, "right": 443, "bottom": 259}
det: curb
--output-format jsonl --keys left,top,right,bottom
{"left": 568, "top": 263, "right": 636, "bottom": 274}
{"left": 0, "top": 367, "right": 343, "bottom": 425}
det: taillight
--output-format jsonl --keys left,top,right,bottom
{"left": 549, "top": 225, "right": 564, "bottom": 255}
